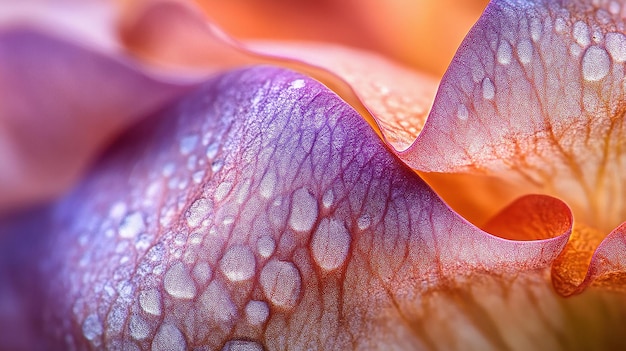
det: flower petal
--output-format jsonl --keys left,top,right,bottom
{"left": 404, "top": 0, "right": 626, "bottom": 231}
{"left": 396, "top": 0, "right": 626, "bottom": 293}
{"left": 553, "top": 221, "right": 626, "bottom": 296}
{"left": 0, "top": 67, "right": 579, "bottom": 349}
{"left": 0, "top": 2, "right": 198, "bottom": 212}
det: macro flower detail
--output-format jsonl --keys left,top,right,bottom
{"left": 1, "top": 0, "right": 626, "bottom": 350}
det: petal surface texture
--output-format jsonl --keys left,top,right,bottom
{"left": 4, "top": 67, "right": 619, "bottom": 350}
{"left": 407, "top": 0, "right": 626, "bottom": 231}
{"left": 401, "top": 0, "right": 626, "bottom": 293}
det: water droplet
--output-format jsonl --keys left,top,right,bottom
{"left": 609, "top": 1, "right": 621, "bottom": 15}
{"left": 530, "top": 17, "right": 542, "bottom": 42}
{"left": 118, "top": 212, "right": 145, "bottom": 239}
{"left": 516, "top": 40, "right": 533, "bottom": 64}
{"left": 288, "top": 188, "right": 318, "bottom": 232}
{"left": 573, "top": 21, "right": 590, "bottom": 47}
{"left": 257, "top": 236, "right": 276, "bottom": 258}
{"left": 322, "top": 189, "right": 334, "bottom": 208}
{"left": 260, "top": 259, "right": 301, "bottom": 308}
{"left": 115, "top": 240, "right": 129, "bottom": 254}
{"left": 129, "top": 315, "right": 150, "bottom": 340}
{"left": 592, "top": 28, "right": 603, "bottom": 43}
{"left": 186, "top": 198, "right": 211, "bottom": 227}
{"left": 109, "top": 201, "right": 127, "bottom": 220}
{"left": 235, "top": 180, "right": 251, "bottom": 204}
{"left": 186, "top": 155, "right": 197, "bottom": 171}
{"left": 457, "top": 104, "right": 469, "bottom": 121}
{"left": 311, "top": 218, "right": 351, "bottom": 271}
{"left": 357, "top": 214, "right": 371, "bottom": 230}
{"left": 245, "top": 300, "right": 269, "bottom": 325}
{"left": 222, "top": 340, "right": 264, "bottom": 351}
{"left": 582, "top": 46, "right": 611, "bottom": 81}
{"left": 164, "top": 262, "right": 197, "bottom": 299}
{"left": 290, "top": 79, "right": 306, "bottom": 89}
{"left": 606, "top": 32, "right": 626, "bottom": 62}
{"left": 212, "top": 160, "right": 224, "bottom": 172}
{"left": 179, "top": 135, "right": 199, "bottom": 155}
{"left": 260, "top": 172, "right": 277, "bottom": 199}
{"left": 554, "top": 17, "right": 567, "bottom": 33}
{"left": 193, "top": 170, "right": 205, "bottom": 184}
{"left": 152, "top": 324, "right": 186, "bottom": 351}
{"left": 116, "top": 281, "right": 134, "bottom": 300}
{"left": 193, "top": 261, "right": 212, "bottom": 285}
{"left": 82, "top": 314, "right": 103, "bottom": 341}
{"left": 222, "top": 216, "right": 235, "bottom": 225}
{"left": 596, "top": 9, "right": 611, "bottom": 25}
{"left": 214, "top": 182, "right": 233, "bottom": 202}
{"left": 481, "top": 77, "right": 495, "bottom": 100}
{"left": 570, "top": 43, "right": 582, "bottom": 57}
{"left": 146, "top": 243, "right": 165, "bottom": 262}
{"left": 174, "top": 232, "right": 186, "bottom": 246}
{"left": 497, "top": 40, "right": 513, "bottom": 65}
{"left": 220, "top": 246, "right": 256, "bottom": 282}
{"left": 199, "top": 281, "right": 237, "bottom": 324}
{"left": 162, "top": 162, "right": 175, "bottom": 177}
{"left": 206, "top": 143, "right": 219, "bottom": 159}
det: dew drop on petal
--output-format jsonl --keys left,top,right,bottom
{"left": 516, "top": 39, "right": 533, "bottom": 64}
{"left": 288, "top": 188, "right": 318, "bottom": 232}
{"left": 259, "top": 172, "right": 277, "bottom": 199}
{"left": 192, "top": 261, "right": 212, "bottom": 285}
{"left": 245, "top": 300, "right": 270, "bottom": 325}
{"left": 109, "top": 201, "right": 127, "bottom": 220}
{"left": 609, "top": 1, "right": 621, "bottom": 14}
{"left": 186, "top": 198, "right": 211, "bottom": 227}
{"left": 199, "top": 281, "right": 237, "bottom": 324}
{"left": 322, "top": 189, "right": 334, "bottom": 209}
{"left": 162, "top": 162, "right": 175, "bottom": 177}
{"left": 606, "top": 32, "right": 626, "bottom": 62}
{"left": 129, "top": 315, "right": 150, "bottom": 340}
{"left": 570, "top": 43, "right": 583, "bottom": 57}
{"left": 214, "top": 182, "right": 233, "bottom": 202}
{"left": 457, "top": 104, "right": 469, "bottom": 121}
{"left": 530, "top": 16, "right": 542, "bottom": 42}
{"left": 220, "top": 246, "right": 256, "bottom": 282}
{"left": 572, "top": 21, "right": 590, "bottom": 47}
{"left": 260, "top": 260, "right": 302, "bottom": 308}
{"left": 357, "top": 214, "right": 371, "bottom": 230}
{"left": 554, "top": 17, "right": 567, "bottom": 33}
{"left": 212, "top": 160, "right": 224, "bottom": 172}
{"left": 222, "top": 340, "right": 264, "bottom": 351}
{"left": 206, "top": 143, "right": 219, "bottom": 160}
{"left": 257, "top": 235, "right": 276, "bottom": 258}
{"left": 481, "top": 77, "right": 495, "bottom": 100}
{"left": 139, "top": 289, "right": 162, "bottom": 316}
{"left": 290, "top": 79, "right": 306, "bottom": 89}
{"left": 311, "top": 218, "right": 351, "bottom": 271}
{"left": 164, "top": 261, "right": 196, "bottom": 299}
{"left": 152, "top": 324, "right": 186, "bottom": 351}
{"left": 497, "top": 40, "right": 512, "bottom": 65}
{"left": 179, "top": 135, "right": 199, "bottom": 155}
{"left": 82, "top": 314, "right": 103, "bottom": 341}
{"left": 582, "top": 46, "right": 611, "bottom": 81}
{"left": 119, "top": 212, "right": 145, "bottom": 239}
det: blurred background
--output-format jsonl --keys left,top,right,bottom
{"left": 198, "top": 0, "right": 489, "bottom": 77}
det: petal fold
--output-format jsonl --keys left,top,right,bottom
{"left": 1, "top": 67, "right": 581, "bottom": 349}
{"left": 399, "top": 0, "right": 626, "bottom": 294}
{"left": 405, "top": 0, "right": 626, "bottom": 231}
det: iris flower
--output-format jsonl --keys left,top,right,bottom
{"left": 1, "top": 0, "right": 625, "bottom": 350}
